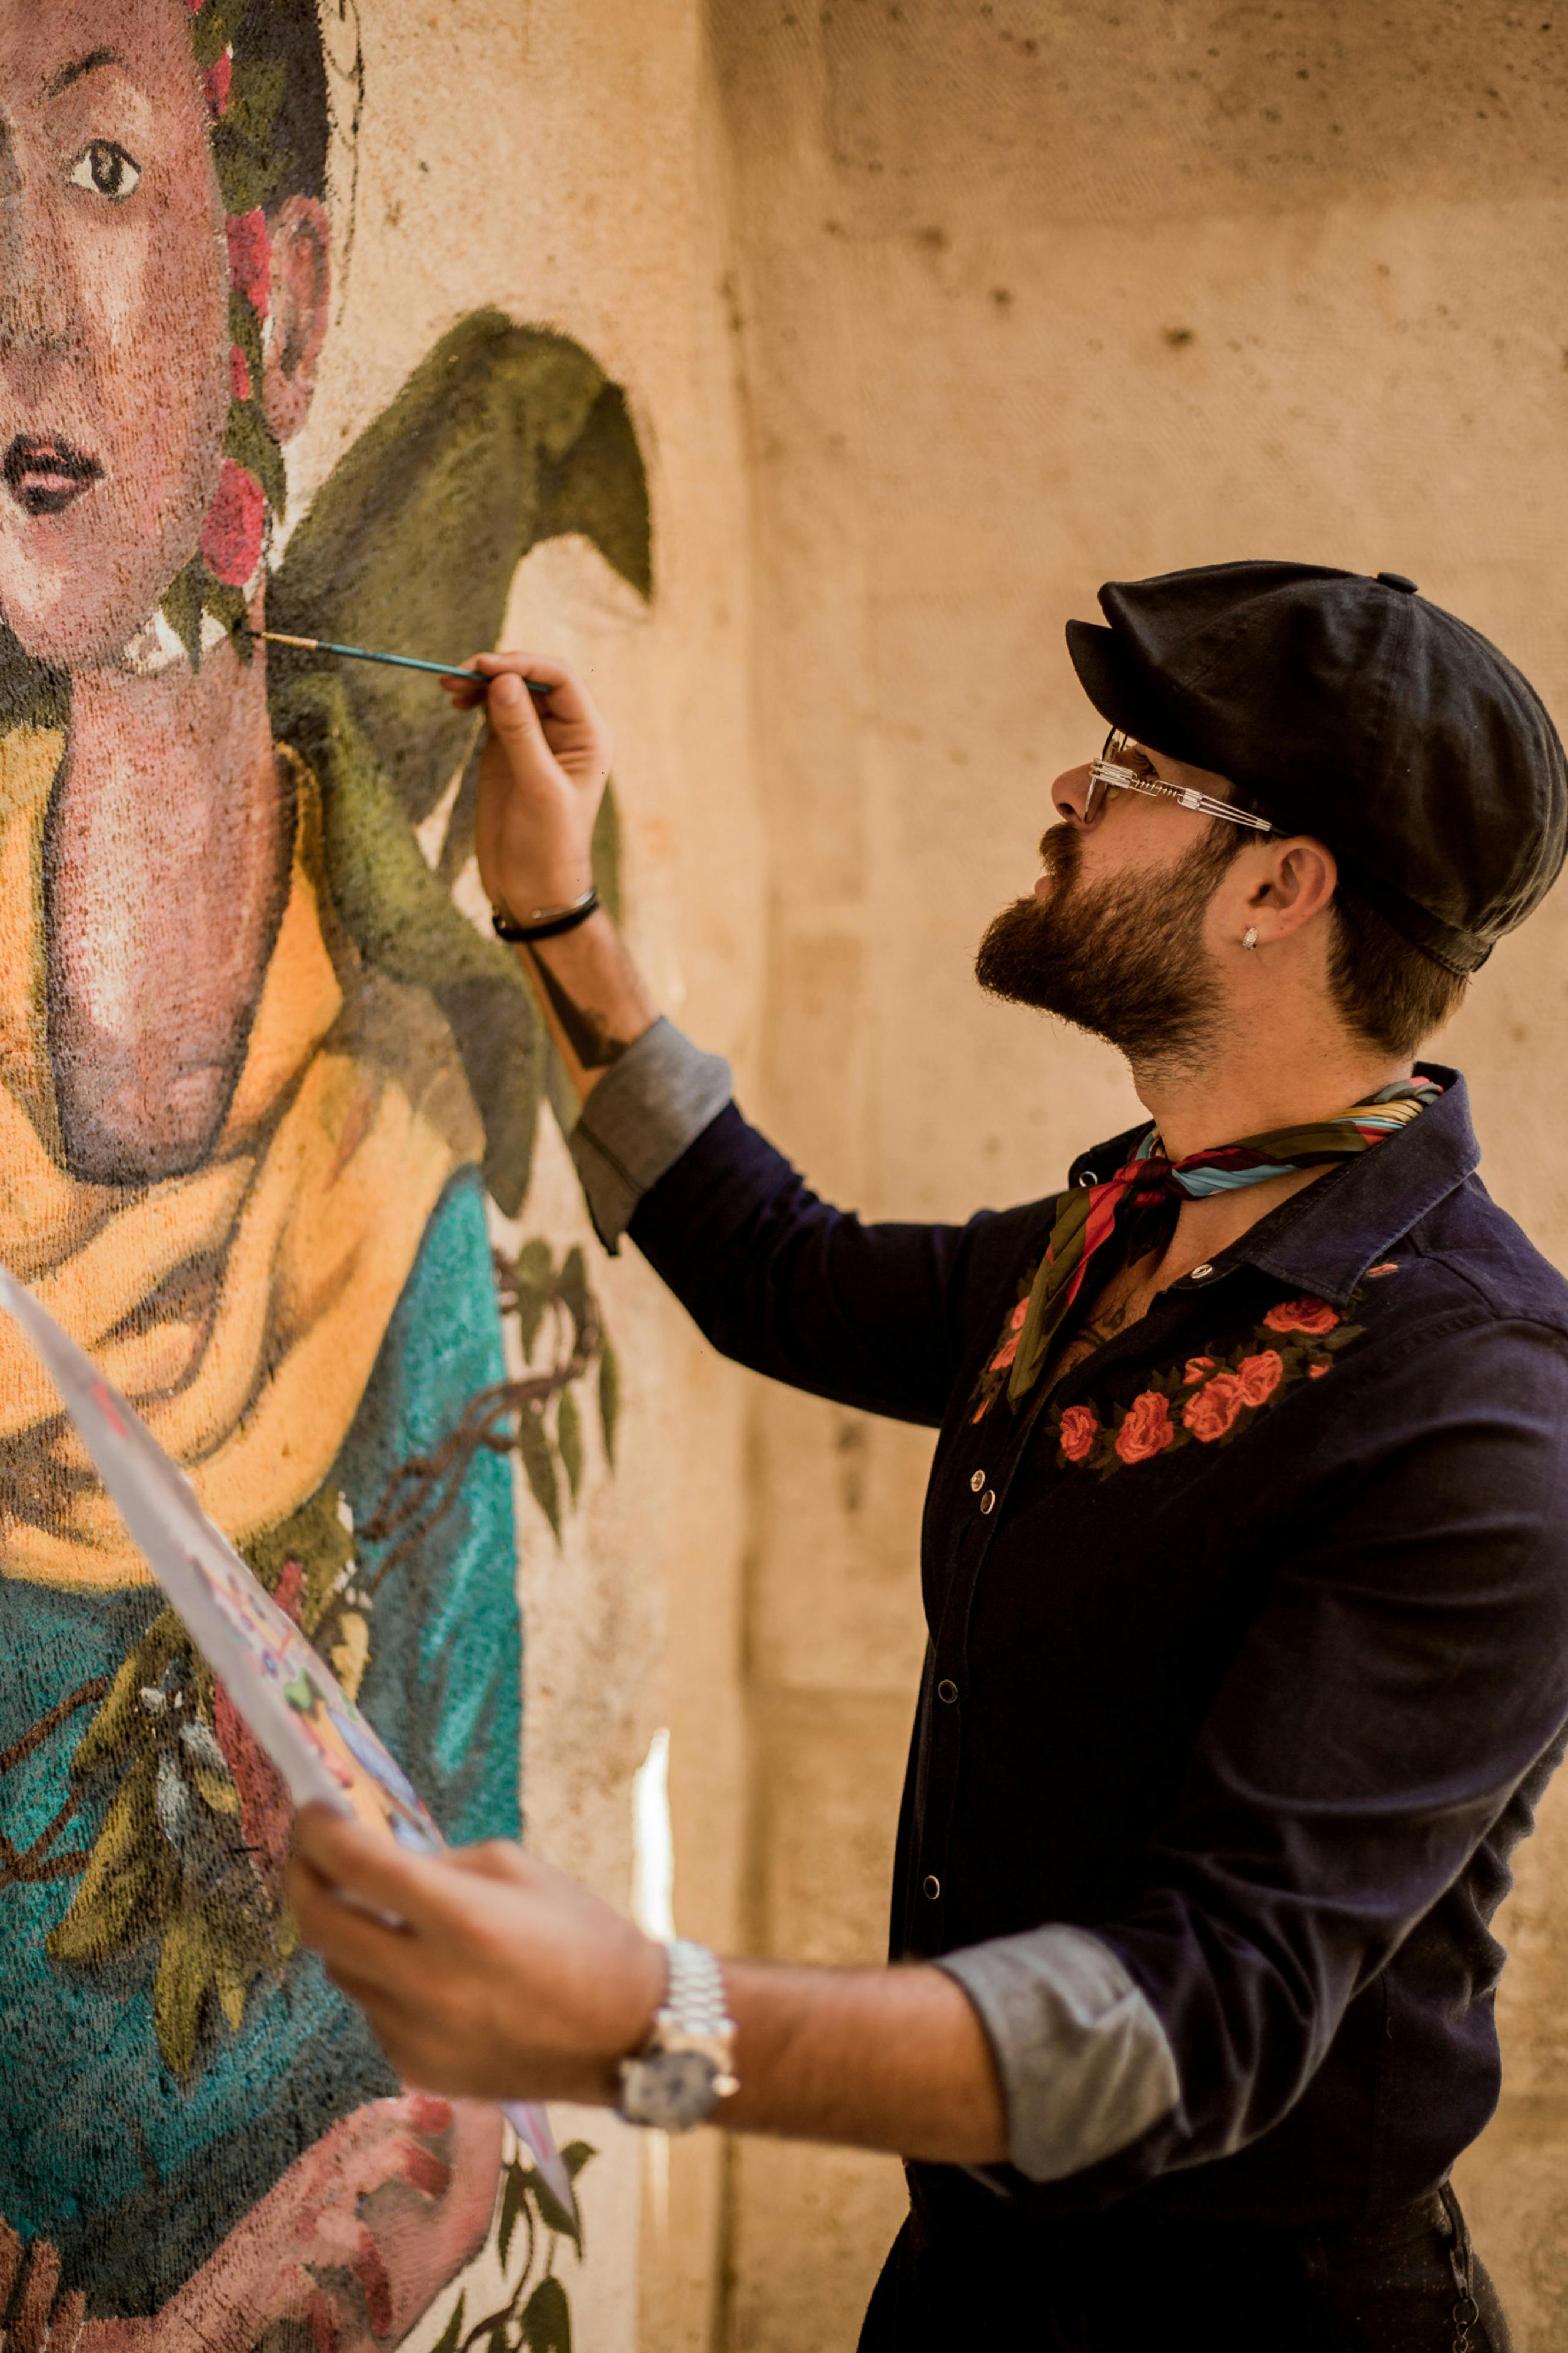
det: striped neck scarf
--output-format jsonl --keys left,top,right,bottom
{"left": 1002, "top": 1080, "right": 1442, "bottom": 1410}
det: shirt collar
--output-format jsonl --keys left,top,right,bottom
{"left": 1065, "top": 1063, "right": 1479, "bottom": 1312}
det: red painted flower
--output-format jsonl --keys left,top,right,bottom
{"left": 1183, "top": 1370, "right": 1246, "bottom": 1443}
{"left": 229, "top": 342, "right": 252, "bottom": 402}
{"left": 1309, "top": 1362, "right": 1329, "bottom": 1379}
{"left": 226, "top": 208, "right": 271, "bottom": 317}
{"left": 203, "top": 51, "right": 232, "bottom": 118}
{"left": 1115, "top": 1391, "right": 1173, "bottom": 1465}
{"left": 1183, "top": 1354, "right": 1216, "bottom": 1385}
{"left": 213, "top": 1681, "right": 292, "bottom": 1887}
{"left": 1263, "top": 1294, "right": 1339, "bottom": 1336}
{"left": 1235, "top": 1349, "right": 1285, "bottom": 1407}
{"left": 1059, "top": 1404, "right": 1099, "bottom": 1463}
{"left": 201, "top": 458, "right": 266, "bottom": 585}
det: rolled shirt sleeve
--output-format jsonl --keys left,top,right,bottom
{"left": 568, "top": 1015, "right": 733, "bottom": 1249}
{"left": 937, "top": 1926, "right": 1180, "bottom": 2182}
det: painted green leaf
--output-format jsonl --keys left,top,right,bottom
{"left": 498, "top": 2158, "right": 529, "bottom": 2270}
{"left": 561, "top": 2141, "right": 596, "bottom": 2180}
{"left": 598, "top": 1337, "right": 620, "bottom": 1471}
{"left": 429, "top": 2293, "right": 466, "bottom": 2353}
{"left": 516, "top": 1288, "right": 548, "bottom": 1364}
{"left": 273, "top": 669, "right": 546, "bottom": 1214}
{"left": 154, "top": 1906, "right": 214, "bottom": 2079}
{"left": 516, "top": 1409, "right": 561, "bottom": 1542}
{"left": 269, "top": 314, "right": 649, "bottom": 830}
{"left": 530, "top": 2166, "right": 582, "bottom": 2253}
{"left": 556, "top": 1389, "right": 583, "bottom": 1503}
{"left": 558, "top": 1247, "right": 589, "bottom": 1339}
{"left": 515, "top": 1239, "right": 553, "bottom": 1289}
{"left": 520, "top": 2275, "right": 572, "bottom": 2352}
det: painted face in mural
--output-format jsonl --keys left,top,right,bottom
{"left": 0, "top": 1, "right": 218, "bottom": 663}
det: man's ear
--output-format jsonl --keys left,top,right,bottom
{"left": 1246, "top": 835, "right": 1339, "bottom": 939}
{"left": 262, "top": 196, "right": 331, "bottom": 444}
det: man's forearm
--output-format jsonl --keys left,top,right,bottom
{"left": 719, "top": 1958, "right": 1008, "bottom": 2163}
{"left": 512, "top": 912, "right": 659, "bottom": 1101}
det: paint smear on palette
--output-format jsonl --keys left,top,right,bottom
{"left": 0, "top": 1261, "right": 575, "bottom": 2226}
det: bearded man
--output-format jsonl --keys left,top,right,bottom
{"left": 293, "top": 562, "right": 1568, "bottom": 2352}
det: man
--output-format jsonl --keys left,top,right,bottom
{"left": 292, "top": 561, "right": 1568, "bottom": 2350}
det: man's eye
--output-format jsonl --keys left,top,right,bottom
{"left": 68, "top": 142, "right": 142, "bottom": 202}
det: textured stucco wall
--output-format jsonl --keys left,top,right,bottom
{"left": 707, "top": 5, "right": 1568, "bottom": 2347}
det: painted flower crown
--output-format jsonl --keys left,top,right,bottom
{"left": 168, "top": 0, "right": 299, "bottom": 662}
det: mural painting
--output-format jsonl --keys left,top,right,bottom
{"left": 0, "top": 0, "right": 648, "bottom": 2342}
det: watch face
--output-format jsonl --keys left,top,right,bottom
{"left": 621, "top": 2049, "right": 719, "bottom": 2132}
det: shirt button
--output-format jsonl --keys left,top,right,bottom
{"left": 922, "top": 1874, "right": 941, "bottom": 1900}
{"left": 1191, "top": 1263, "right": 1214, "bottom": 1280}
{"left": 969, "top": 1469, "right": 985, "bottom": 1493}
{"left": 980, "top": 1489, "right": 996, "bottom": 1514}
{"left": 937, "top": 1678, "right": 958, "bottom": 1704}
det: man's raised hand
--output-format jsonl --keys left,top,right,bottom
{"left": 439, "top": 652, "right": 613, "bottom": 924}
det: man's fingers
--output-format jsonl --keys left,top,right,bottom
{"left": 291, "top": 1804, "right": 456, "bottom": 1934}
{"left": 484, "top": 668, "right": 551, "bottom": 754}
{"left": 441, "top": 1837, "right": 537, "bottom": 1889}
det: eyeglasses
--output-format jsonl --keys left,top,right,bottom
{"left": 1085, "top": 730, "right": 1274, "bottom": 833}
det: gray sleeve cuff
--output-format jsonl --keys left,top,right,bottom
{"left": 936, "top": 1925, "right": 1180, "bottom": 2184}
{"left": 568, "top": 1015, "right": 733, "bottom": 1251}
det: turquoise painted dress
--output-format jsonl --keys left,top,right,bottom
{"left": 0, "top": 1174, "right": 521, "bottom": 2315}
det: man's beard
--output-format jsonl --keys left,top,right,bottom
{"left": 975, "top": 823, "right": 1236, "bottom": 1070}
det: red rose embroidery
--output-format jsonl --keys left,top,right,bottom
{"left": 1235, "top": 1349, "right": 1284, "bottom": 1407}
{"left": 1263, "top": 1295, "right": 1339, "bottom": 1336}
{"left": 226, "top": 209, "right": 271, "bottom": 317}
{"left": 1183, "top": 1355, "right": 1216, "bottom": 1384}
{"left": 1059, "top": 1405, "right": 1099, "bottom": 1463}
{"left": 200, "top": 458, "right": 266, "bottom": 585}
{"left": 1182, "top": 1371, "right": 1245, "bottom": 1443}
{"left": 1115, "top": 1391, "right": 1173, "bottom": 1465}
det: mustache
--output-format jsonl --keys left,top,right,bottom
{"left": 1036, "top": 824, "right": 1082, "bottom": 888}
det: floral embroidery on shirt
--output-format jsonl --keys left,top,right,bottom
{"left": 970, "top": 1267, "right": 1041, "bottom": 1422}
{"left": 1052, "top": 1294, "right": 1363, "bottom": 1477}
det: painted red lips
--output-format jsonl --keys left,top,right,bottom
{"left": 2, "top": 434, "right": 104, "bottom": 518}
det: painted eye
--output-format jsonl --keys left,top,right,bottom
{"left": 68, "top": 141, "right": 142, "bottom": 201}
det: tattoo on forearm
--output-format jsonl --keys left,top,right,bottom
{"left": 527, "top": 948, "right": 628, "bottom": 1071}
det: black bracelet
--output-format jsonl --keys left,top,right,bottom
{"left": 492, "top": 888, "right": 600, "bottom": 943}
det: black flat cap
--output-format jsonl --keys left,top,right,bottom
{"left": 1066, "top": 559, "right": 1567, "bottom": 973}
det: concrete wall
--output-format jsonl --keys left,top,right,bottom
{"left": 706, "top": 4, "right": 1568, "bottom": 2347}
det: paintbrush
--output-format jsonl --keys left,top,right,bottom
{"left": 249, "top": 629, "right": 552, "bottom": 694}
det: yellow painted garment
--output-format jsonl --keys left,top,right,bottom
{"left": 0, "top": 728, "right": 482, "bottom": 1589}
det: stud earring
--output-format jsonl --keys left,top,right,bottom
{"left": 1241, "top": 925, "right": 1259, "bottom": 950}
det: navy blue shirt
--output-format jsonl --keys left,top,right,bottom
{"left": 628, "top": 1065, "right": 1568, "bottom": 2234}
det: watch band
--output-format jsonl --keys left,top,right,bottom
{"left": 616, "top": 1938, "right": 739, "bottom": 2132}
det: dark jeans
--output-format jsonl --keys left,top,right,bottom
{"left": 858, "top": 2182, "right": 1512, "bottom": 2352}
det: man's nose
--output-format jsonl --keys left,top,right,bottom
{"left": 1052, "top": 762, "right": 1096, "bottom": 828}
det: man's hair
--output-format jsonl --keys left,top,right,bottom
{"left": 1196, "top": 822, "right": 1467, "bottom": 1059}
{"left": 1325, "top": 886, "right": 1467, "bottom": 1059}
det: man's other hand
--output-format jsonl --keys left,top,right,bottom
{"left": 286, "top": 1805, "right": 665, "bottom": 2104}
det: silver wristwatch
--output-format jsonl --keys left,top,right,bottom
{"left": 616, "top": 1938, "right": 739, "bottom": 2131}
